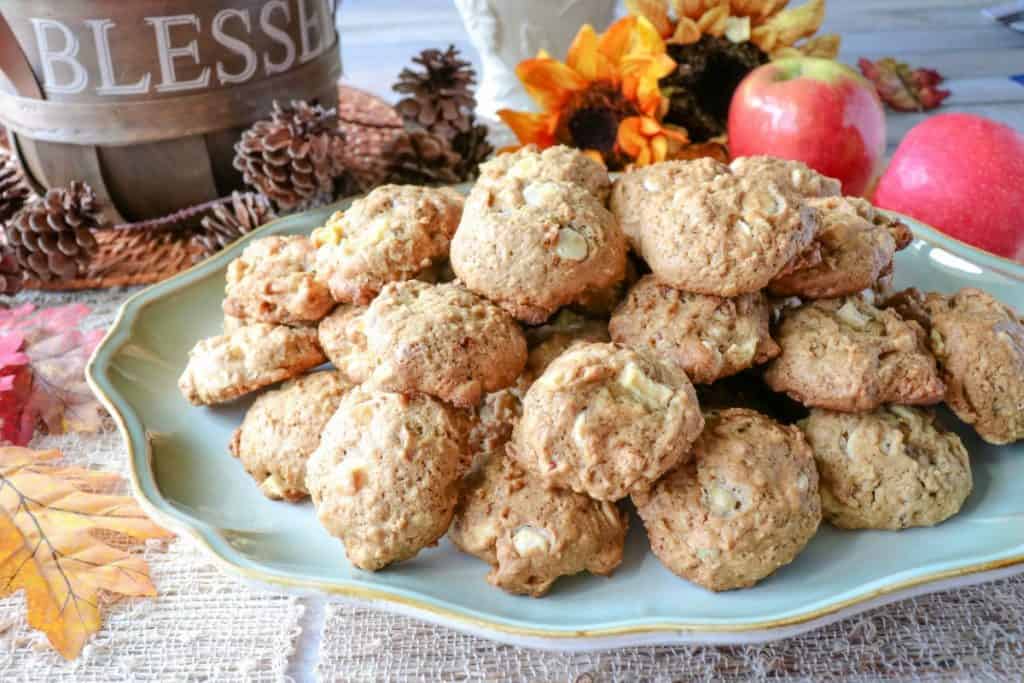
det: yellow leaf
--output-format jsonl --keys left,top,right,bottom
{"left": 759, "top": 0, "right": 825, "bottom": 48}
{"left": 0, "top": 446, "right": 173, "bottom": 660}
{"left": 624, "top": 0, "right": 674, "bottom": 37}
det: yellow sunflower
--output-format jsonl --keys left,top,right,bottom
{"left": 624, "top": 0, "right": 840, "bottom": 58}
{"left": 498, "top": 17, "right": 678, "bottom": 169}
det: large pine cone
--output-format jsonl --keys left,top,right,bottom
{"left": 192, "top": 192, "right": 276, "bottom": 261}
{"left": 452, "top": 122, "right": 494, "bottom": 180}
{"left": 5, "top": 181, "right": 100, "bottom": 282}
{"left": 394, "top": 46, "right": 477, "bottom": 141}
{"left": 0, "top": 150, "right": 31, "bottom": 227}
{"left": 234, "top": 100, "right": 347, "bottom": 211}
{"left": 388, "top": 129, "right": 462, "bottom": 185}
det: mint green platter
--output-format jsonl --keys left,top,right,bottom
{"left": 86, "top": 198, "right": 1024, "bottom": 650}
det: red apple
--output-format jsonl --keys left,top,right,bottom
{"left": 873, "top": 113, "right": 1024, "bottom": 262}
{"left": 728, "top": 57, "right": 886, "bottom": 196}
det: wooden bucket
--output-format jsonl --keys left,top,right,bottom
{"left": 0, "top": 0, "right": 342, "bottom": 223}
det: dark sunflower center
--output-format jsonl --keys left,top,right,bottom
{"left": 558, "top": 83, "right": 639, "bottom": 157}
{"left": 663, "top": 36, "right": 768, "bottom": 141}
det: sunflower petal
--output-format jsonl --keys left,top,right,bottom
{"left": 668, "top": 16, "right": 702, "bottom": 44}
{"left": 515, "top": 57, "right": 587, "bottom": 110}
{"left": 631, "top": 15, "right": 669, "bottom": 55}
{"left": 651, "top": 134, "right": 669, "bottom": 161}
{"left": 760, "top": 0, "right": 824, "bottom": 47}
{"left": 624, "top": 0, "right": 674, "bottom": 38}
{"left": 616, "top": 117, "right": 647, "bottom": 157}
{"left": 567, "top": 25, "right": 615, "bottom": 81}
{"left": 498, "top": 110, "right": 557, "bottom": 147}
{"left": 697, "top": 4, "right": 730, "bottom": 36}
{"left": 795, "top": 33, "right": 841, "bottom": 58}
{"left": 599, "top": 17, "right": 638, "bottom": 63}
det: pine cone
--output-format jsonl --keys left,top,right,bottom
{"left": 234, "top": 100, "right": 346, "bottom": 211}
{"left": 5, "top": 181, "right": 100, "bottom": 282}
{"left": 0, "top": 150, "right": 31, "bottom": 227}
{"left": 394, "top": 46, "right": 477, "bottom": 141}
{"left": 451, "top": 122, "right": 494, "bottom": 180}
{"left": 0, "top": 248, "right": 22, "bottom": 295}
{"left": 192, "top": 192, "right": 276, "bottom": 261}
{"left": 388, "top": 129, "right": 462, "bottom": 185}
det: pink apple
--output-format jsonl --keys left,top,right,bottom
{"left": 728, "top": 57, "right": 886, "bottom": 196}
{"left": 873, "top": 113, "right": 1024, "bottom": 262}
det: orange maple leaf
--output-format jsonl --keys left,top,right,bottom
{"left": 0, "top": 446, "right": 173, "bottom": 660}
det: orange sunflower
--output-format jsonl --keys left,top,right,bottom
{"left": 498, "top": 17, "right": 678, "bottom": 169}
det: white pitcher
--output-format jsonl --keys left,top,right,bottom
{"left": 455, "top": 0, "right": 618, "bottom": 121}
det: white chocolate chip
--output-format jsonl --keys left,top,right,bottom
{"left": 555, "top": 227, "right": 589, "bottom": 261}
{"left": 617, "top": 362, "right": 673, "bottom": 409}
{"left": 791, "top": 168, "right": 805, "bottom": 188}
{"left": 837, "top": 300, "right": 871, "bottom": 329}
{"left": 724, "top": 16, "right": 751, "bottom": 43}
{"left": 846, "top": 425, "right": 873, "bottom": 459}
{"left": 510, "top": 156, "right": 540, "bottom": 179}
{"left": 707, "top": 485, "right": 738, "bottom": 516}
{"left": 735, "top": 219, "right": 753, "bottom": 236}
{"left": 642, "top": 177, "right": 662, "bottom": 193}
{"left": 523, "top": 181, "right": 559, "bottom": 207}
{"left": 929, "top": 329, "right": 945, "bottom": 356}
{"left": 572, "top": 411, "right": 588, "bottom": 449}
{"left": 796, "top": 473, "right": 809, "bottom": 491}
{"left": 725, "top": 337, "right": 758, "bottom": 364}
{"left": 512, "top": 525, "right": 552, "bottom": 556}
{"left": 259, "top": 474, "right": 288, "bottom": 499}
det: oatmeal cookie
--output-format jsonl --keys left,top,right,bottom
{"left": 769, "top": 196, "right": 911, "bottom": 299}
{"left": 305, "top": 387, "right": 472, "bottom": 571}
{"left": 890, "top": 288, "right": 1024, "bottom": 444}
{"left": 634, "top": 408, "right": 821, "bottom": 591}
{"left": 642, "top": 170, "right": 821, "bottom": 296}
{"left": 471, "top": 313, "right": 610, "bottom": 458}
{"left": 178, "top": 323, "right": 325, "bottom": 405}
{"left": 609, "top": 158, "right": 729, "bottom": 252}
{"left": 317, "top": 304, "right": 373, "bottom": 383}
{"left": 451, "top": 180, "right": 627, "bottom": 324}
{"left": 729, "top": 156, "right": 841, "bottom": 199}
{"left": 333, "top": 281, "right": 527, "bottom": 407}
{"left": 449, "top": 452, "right": 627, "bottom": 597}
{"left": 312, "top": 184, "right": 464, "bottom": 304}
{"left": 474, "top": 144, "right": 610, "bottom": 202}
{"left": 511, "top": 342, "right": 704, "bottom": 501}
{"left": 229, "top": 371, "right": 353, "bottom": 501}
{"left": 609, "top": 275, "right": 779, "bottom": 384}
{"left": 223, "top": 235, "right": 333, "bottom": 325}
{"left": 764, "top": 296, "right": 945, "bottom": 412}
{"left": 800, "top": 406, "right": 971, "bottom": 529}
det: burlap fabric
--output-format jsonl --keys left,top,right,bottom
{"left": 1, "top": 288, "right": 1022, "bottom": 682}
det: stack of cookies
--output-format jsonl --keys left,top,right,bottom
{"left": 178, "top": 145, "right": 1024, "bottom": 596}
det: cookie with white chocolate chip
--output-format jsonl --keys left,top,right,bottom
{"left": 451, "top": 179, "right": 627, "bottom": 324}
{"left": 800, "top": 405, "right": 971, "bottom": 530}
{"left": 641, "top": 166, "right": 822, "bottom": 296}
{"left": 449, "top": 452, "right": 627, "bottom": 597}
{"left": 313, "top": 184, "right": 464, "bottom": 304}
{"left": 178, "top": 323, "right": 326, "bottom": 405}
{"left": 634, "top": 408, "right": 821, "bottom": 591}
{"left": 609, "top": 275, "right": 779, "bottom": 384}
{"left": 230, "top": 370, "right": 353, "bottom": 501}
{"left": 305, "top": 387, "right": 472, "bottom": 571}
{"left": 223, "top": 235, "right": 333, "bottom": 325}
{"left": 764, "top": 295, "right": 945, "bottom": 412}
{"left": 473, "top": 144, "right": 611, "bottom": 203}
{"left": 510, "top": 342, "right": 704, "bottom": 501}
{"left": 323, "top": 281, "right": 527, "bottom": 407}
{"left": 609, "top": 158, "right": 729, "bottom": 253}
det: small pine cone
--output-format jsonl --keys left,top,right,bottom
{"left": 388, "top": 129, "right": 462, "bottom": 185}
{"left": 192, "top": 192, "right": 276, "bottom": 260}
{"left": 0, "top": 150, "right": 31, "bottom": 226}
{"left": 233, "top": 100, "right": 346, "bottom": 211}
{"left": 451, "top": 122, "right": 493, "bottom": 180}
{"left": 394, "top": 46, "right": 477, "bottom": 142}
{"left": 0, "top": 248, "right": 23, "bottom": 295}
{"left": 5, "top": 181, "right": 100, "bottom": 282}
